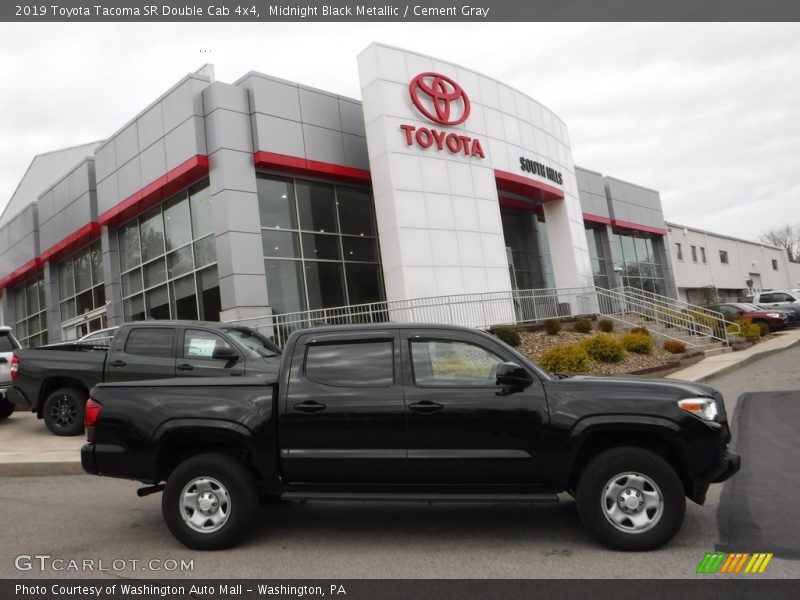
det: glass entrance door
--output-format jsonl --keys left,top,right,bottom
{"left": 500, "top": 211, "right": 533, "bottom": 291}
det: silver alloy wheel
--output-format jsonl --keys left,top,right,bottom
{"left": 601, "top": 471, "right": 663, "bottom": 534}
{"left": 179, "top": 477, "right": 231, "bottom": 534}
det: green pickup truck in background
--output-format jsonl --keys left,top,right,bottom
{"left": 8, "top": 320, "right": 281, "bottom": 435}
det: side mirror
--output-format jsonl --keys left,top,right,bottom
{"left": 495, "top": 362, "right": 533, "bottom": 389}
{"left": 212, "top": 346, "right": 240, "bottom": 364}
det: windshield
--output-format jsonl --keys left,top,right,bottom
{"left": 223, "top": 328, "right": 281, "bottom": 357}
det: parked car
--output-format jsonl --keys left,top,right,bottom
{"left": 707, "top": 303, "right": 795, "bottom": 331}
{"left": 82, "top": 323, "right": 740, "bottom": 552}
{"left": 9, "top": 321, "right": 281, "bottom": 435}
{"left": 0, "top": 326, "right": 21, "bottom": 420}
{"left": 750, "top": 290, "right": 800, "bottom": 309}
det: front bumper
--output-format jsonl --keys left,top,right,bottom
{"left": 707, "top": 450, "right": 741, "bottom": 483}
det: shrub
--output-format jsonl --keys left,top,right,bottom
{"left": 663, "top": 340, "right": 687, "bottom": 354}
{"left": 489, "top": 326, "right": 521, "bottom": 347}
{"left": 629, "top": 326, "right": 651, "bottom": 337}
{"left": 581, "top": 333, "right": 625, "bottom": 363}
{"left": 621, "top": 331, "right": 654, "bottom": 355}
{"left": 597, "top": 318, "right": 614, "bottom": 333}
{"left": 752, "top": 321, "right": 770, "bottom": 337}
{"left": 543, "top": 319, "right": 562, "bottom": 335}
{"left": 727, "top": 318, "right": 761, "bottom": 341}
{"left": 573, "top": 318, "right": 593, "bottom": 334}
{"left": 539, "top": 344, "right": 589, "bottom": 374}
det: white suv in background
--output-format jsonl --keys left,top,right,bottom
{"left": 751, "top": 290, "right": 800, "bottom": 307}
{"left": 0, "top": 326, "right": 21, "bottom": 420}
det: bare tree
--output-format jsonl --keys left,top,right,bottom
{"left": 760, "top": 225, "right": 800, "bottom": 263}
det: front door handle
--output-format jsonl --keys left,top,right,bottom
{"left": 109, "top": 360, "right": 126, "bottom": 368}
{"left": 408, "top": 400, "right": 444, "bottom": 413}
{"left": 177, "top": 363, "right": 194, "bottom": 372}
{"left": 293, "top": 401, "right": 327, "bottom": 413}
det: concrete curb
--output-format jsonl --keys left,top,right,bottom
{"left": 3, "top": 335, "right": 799, "bottom": 478}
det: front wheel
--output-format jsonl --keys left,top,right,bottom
{"left": 42, "top": 387, "right": 86, "bottom": 435}
{"left": 162, "top": 453, "right": 258, "bottom": 550}
{"left": 576, "top": 447, "right": 685, "bottom": 551}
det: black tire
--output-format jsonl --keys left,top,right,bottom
{"left": 0, "top": 397, "right": 14, "bottom": 420}
{"left": 162, "top": 453, "right": 258, "bottom": 550}
{"left": 576, "top": 447, "right": 685, "bottom": 551}
{"left": 42, "top": 387, "right": 86, "bottom": 436}
{"left": 752, "top": 321, "right": 771, "bottom": 336}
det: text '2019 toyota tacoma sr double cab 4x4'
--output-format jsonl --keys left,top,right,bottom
{"left": 81, "top": 323, "right": 739, "bottom": 551}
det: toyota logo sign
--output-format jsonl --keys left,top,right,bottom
{"left": 409, "top": 72, "right": 471, "bottom": 126}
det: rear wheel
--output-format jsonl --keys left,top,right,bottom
{"left": 42, "top": 387, "right": 86, "bottom": 436}
{"left": 162, "top": 453, "right": 258, "bottom": 550}
{"left": 0, "top": 397, "right": 14, "bottom": 420}
{"left": 576, "top": 447, "right": 685, "bottom": 551}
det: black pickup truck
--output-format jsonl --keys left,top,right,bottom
{"left": 10, "top": 320, "right": 281, "bottom": 435}
{"left": 82, "top": 323, "right": 739, "bottom": 551}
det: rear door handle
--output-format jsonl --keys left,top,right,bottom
{"left": 293, "top": 401, "right": 327, "bottom": 413}
{"left": 408, "top": 401, "right": 444, "bottom": 413}
{"left": 177, "top": 363, "right": 194, "bottom": 372}
{"left": 109, "top": 360, "right": 126, "bottom": 368}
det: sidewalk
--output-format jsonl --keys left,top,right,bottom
{"left": 2, "top": 328, "right": 799, "bottom": 477}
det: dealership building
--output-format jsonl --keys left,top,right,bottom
{"left": 0, "top": 43, "right": 789, "bottom": 346}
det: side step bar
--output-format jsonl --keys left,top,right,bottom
{"left": 280, "top": 492, "right": 559, "bottom": 503}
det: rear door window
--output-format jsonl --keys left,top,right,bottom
{"left": 123, "top": 328, "right": 175, "bottom": 358}
{"left": 304, "top": 340, "right": 394, "bottom": 387}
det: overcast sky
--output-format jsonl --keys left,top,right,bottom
{"left": 1, "top": 22, "right": 798, "bottom": 242}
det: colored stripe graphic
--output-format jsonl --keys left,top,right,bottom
{"left": 696, "top": 552, "right": 773, "bottom": 574}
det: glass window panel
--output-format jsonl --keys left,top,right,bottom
{"left": 262, "top": 230, "right": 300, "bottom": 259}
{"left": 74, "top": 249, "right": 92, "bottom": 293}
{"left": 119, "top": 222, "right": 141, "bottom": 271}
{"left": 305, "top": 341, "right": 394, "bottom": 387}
{"left": 15, "top": 319, "right": 28, "bottom": 341}
{"left": 189, "top": 183, "right": 214, "bottom": 238}
{"left": 265, "top": 260, "right": 306, "bottom": 315}
{"left": 60, "top": 299, "right": 76, "bottom": 321}
{"left": 634, "top": 236, "right": 649, "bottom": 263}
{"left": 297, "top": 181, "right": 338, "bottom": 233}
{"left": 91, "top": 243, "right": 103, "bottom": 285}
{"left": 305, "top": 261, "right": 345, "bottom": 309}
{"left": 145, "top": 285, "right": 170, "bottom": 319}
{"left": 645, "top": 238, "right": 656, "bottom": 264}
{"left": 302, "top": 233, "right": 341, "bottom": 261}
{"left": 620, "top": 234, "right": 636, "bottom": 264}
{"left": 124, "top": 294, "right": 145, "bottom": 321}
{"left": 28, "top": 315, "right": 40, "bottom": 336}
{"left": 93, "top": 285, "right": 106, "bottom": 308}
{"left": 625, "top": 263, "right": 641, "bottom": 277}
{"left": 14, "top": 288, "right": 26, "bottom": 321}
{"left": 25, "top": 281, "right": 39, "bottom": 314}
{"left": 183, "top": 329, "right": 234, "bottom": 359}
{"left": 139, "top": 209, "right": 165, "bottom": 263}
{"left": 257, "top": 177, "right": 297, "bottom": 230}
{"left": 197, "top": 266, "right": 221, "bottom": 322}
{"left": 76, "top": 290, "right": 94, "bottom": 315}
{"left": 122, "top": 269, "right": 143, "bottom": 297}
{"left": 170, "top": 274, "right": 198, "bottom": 321}
{"left": 585, "top": 228, "right": 599, "bottom": 260}
{"left": 342, "top": 237, "right": 378, "bottom": 262}
{"left": 163, "top": 197, "right": 193, "bottom": 251}
{"left": 167, "top": 246, "right": 194, "bottom": 279}
{"left": 58, "top": 259, "right": 75, "bottom": 299}
{"left": 144, "top": 259, "right": 167, "bottom": 288}
{"left": 337, "top": 187, "right": 376, "bottom": 237}
{"left": 192, "top": 235, "right": 216, "bottom": 269}
{"left": 344, "top": 263, "right": 384, "bottom": 305}
{"left": 411, "top": 339, "right": 504, "bottom": 386}
{"left": 124, "top": 327, "right": 175, "bottom": 358}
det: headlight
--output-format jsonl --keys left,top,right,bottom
{"left": 765, "top": 312, "right": 781, "bottom": 318}
{"left": 678, "top": 397, "right": 718, "bottom": 421}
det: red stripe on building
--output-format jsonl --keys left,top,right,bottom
{"left": 611, "top": 219, "right": 667, "bottom": 236}
{"left": 39, "top": 222, "right": 102, "bottom": 264}
{"left": 494, "top": 169, "right": 564, "bottom": 204}
{"left": 0, "top": 258, "right": 43, "bottom": 292}
{"left": 253, "top": 151, "right": 371, "bottom": 184}
{"left": 97, "top": 155, "right": 209, "bottom": 227}
{"left": 582, "top": 213, "right": 613, "bottom": 226}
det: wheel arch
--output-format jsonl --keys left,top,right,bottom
{"left": 38, "top": 378, "right": 89, "bottom": 418}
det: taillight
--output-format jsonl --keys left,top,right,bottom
{"left": 10, "top": 355, "right": 18, "bottom": 380}
{"left": 85, "top": 398, "right": 102, "bottom": 442}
